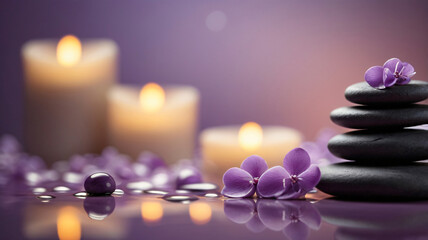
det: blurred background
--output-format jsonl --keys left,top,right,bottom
{"left": 1, "top": 0, "right": 428, "bottom": 141}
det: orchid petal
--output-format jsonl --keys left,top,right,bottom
{"left": 283, "top": 148, "right": 311, "bottom": 176}
{"left": 298, "top": 165, "right": 321, "bottom": 192}
{"left": 364, "top": 66, "right": 386, "bottom": 89}
{"left": 257, "top": 166, "right": 288, "bottom": 198}
{"left": 224, "top": 199, "right": 256, "bottom": 224}
{"left": 257, "top": 199, "right": 290, "bottom": 231}
{"left": 240, "top": 155, "right": 268, "bottom": 178}
{"left": 383, "top": 58, "right": 402, "bottom": 73}
{"left": 396, "top": 76, "right": 411, "bottom": 85}
{"left": 282, "top": 221, "right": 310, "bottom": 240}
{"left": 277, "top": 185, "right": 303, "bottom": 200}
{"left": 396, "top": 62, "right": 415, "bottom": 85}
{"left": 383, "top": 67, "right": 396, "bottom": 88}
{"left": 222, "top": 167, "right": 255, "bottom": 198}
{"left": 401, "top": 62, "right": 415, "bottom": 76}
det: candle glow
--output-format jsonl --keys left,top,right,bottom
{"left": 189, "top": 202, "right": 212, "bottom": 225}
{"left": 56, "top": 35, "right": 82, "bottom": 67}
{"left": 139, "top": 83, "right": 166, "bottom": 113}
{"left": 57, "top": 206, "right": 81, "bottom": 240}
{"left": 141, "top": 201, "right": 163, "bottom": 223}
{"left": 239, "top": 122, "right": 263, "bottom": 151}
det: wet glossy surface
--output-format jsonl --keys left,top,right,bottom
{"left": 0, "top": 185, "right": 427, "bottom": 240}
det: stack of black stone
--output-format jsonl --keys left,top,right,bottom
{"left": 317, "top": 80, "right": 428, "bottom": 200}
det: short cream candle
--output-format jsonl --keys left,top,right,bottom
{"left": 200, "top": 122, "right": 303, "bottom": 179}
{"left": 107, "top": 83, "right": 199, "bottom": 164}
{"left": 22, "top": 35, "right": 118, "bottom": 165}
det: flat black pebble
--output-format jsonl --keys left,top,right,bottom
{"left": 330, "top": 104, "right": 428, "bottom": 129}
{"left": 317, "top": 162, "right": 428, "bottom": 200}
{"left": 345, "top": 80, "right": 428, "bottom": 105}
{"left": 328, "top": 129, "right": 428, "bottom": 162}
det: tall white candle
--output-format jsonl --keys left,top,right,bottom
{"left": 200, "top": 122, "right": 303, "bottom": 180}
{"left": 22, "top": 35, "right": 118, "bottom": 165}
{"left": 107, "top": 83, "right": 199, "bottom": 164}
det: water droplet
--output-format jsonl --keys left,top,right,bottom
{"left": 37, "top": 195, "right": 55, "bottom": 200}
{"left": 74, "top": 192, "right": 88, "bottom": 199}
{"left": 33, "top": 187, "right": 47, "bottom": 195}
{"left": 112, "top": 189, "right": 124, "bottom": 196}
{"left": 204, "top": 192, "right": 221, "bottom": 198}
{"left": 126, "top": 181, "right": 153, "bottom": 190}
{"left": 131, "top": 189, "right": 143, "bottom": 194}
{"left": 144, "top": 189, "right": 169, "bottom": 195}
{"left": 308, "top": 189, "right": 318, "bottom": 194}
{"left": 175, "top": 189, "right": 191, "bottom": 194}
{"left": 53, "top": 186, "right": 71, "bottom": 193}
{"left": 162, "top": 194, "right": 198, "bottom": 203}
{"left": 179, "top": 183, "right": 218, "bottom": 191}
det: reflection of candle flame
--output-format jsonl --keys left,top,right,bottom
{"left": 141, "top": 201, "right": 163, "bottom": 223}
{"left": 57, "top": 206, "right": 81, "bottom": 240}
{"left": 238, "top": 122, "right": 263, "bottom": 151}
{"left": 189, "top": 202, "right": 212, "bottom": 225}
{"left": 139, "top": 83, "right": 165, "bottom": 113}
{"left": 57, "top": 35, "right": 82, "bottom": 67}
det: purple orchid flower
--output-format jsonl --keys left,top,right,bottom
{"left": 222, "top": 155, "right": 268, "bottom": 198}
{"left": 365, "top": 58, "right": 416, "bottom": 89}
{"left": 257, "top": 148, "right": 321, "bottom": 199}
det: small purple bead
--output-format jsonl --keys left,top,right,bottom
{"left": 84, "top": 172, "right": 116, "bottom": 195}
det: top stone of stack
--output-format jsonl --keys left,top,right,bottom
{"left": 345, "top": 80, "right": 428, "bottom": 106}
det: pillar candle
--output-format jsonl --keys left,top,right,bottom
{"left": 22, "top": 35, "right": 118, "bottom": 165}
{"left": 200, "top": 122, "right": 303, "bottom": 179}
{"left": 107, "top": 83, "right": 199, "bottom": 164}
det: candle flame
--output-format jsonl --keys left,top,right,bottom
{"left": 189, "top": 202, "right": 212, "bottom": 225}
{"left": 57, "top": 35, "right": 82, "bottom": 67}
{"left": 57, "top": 206, "right": 81, "bottom": 240}
{"left": 139, "top": 83, "right": 166, "bottom": 113}
{"left": 141, "top": 201, "right": 163, "bottom": 223}
{"left": 239, "top": 122, "right": 263, "bottom": 151}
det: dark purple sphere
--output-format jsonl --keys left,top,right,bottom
{"left": 84, "top": 172, "right": 116, "bottom": 195}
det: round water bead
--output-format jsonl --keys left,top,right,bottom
{"left": 162, "top": 194, "right": 199, "bottom": 203}
{"left": 179, "top": 183, "right": 218, "bottom": 191}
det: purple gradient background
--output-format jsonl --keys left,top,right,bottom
{"left": 1, "top": 0, "right": 428, "bottom": 142}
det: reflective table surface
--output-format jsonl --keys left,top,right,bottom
{"left": 1, "top": 184, "right": 428, "bottom": 240}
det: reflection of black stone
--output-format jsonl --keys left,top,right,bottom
{"left": 83, "top": 196, "right": 116, "bottom": 220}
{"left": 318, "top": 162, "right": 428, "bottom": 200}
{"left": 330, "top": 105, "right": 428, "bottom": 129}
{"left": 328, "top": 129, "right": 428, "bottom": 162}
{"left": 345, "top": 81, "right": 428, "bottom": 106}
{"left": 316, "top": 199, "right": 428, "bottom": 240}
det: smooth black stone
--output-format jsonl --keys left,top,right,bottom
{"left": 317, "top": 162, "right": 428, "bottom": 200}
{"left": 328, "top": 129, "right": 428, "bottom": 162}
{"left": 345, "top": 81, "right": 428, "bottom": 105}
{"left": 330, "top": 104, "right": 428, "bottom": 129}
